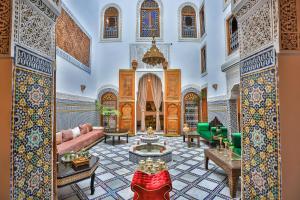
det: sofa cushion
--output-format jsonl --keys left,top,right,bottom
{"left": 197, "top": 123, "right": 210, "bottom": 132}
{"left": 62, "top": 129, "right": 73, "bottom": 142}
{"left": 56, "top": 132, "right": 63, "bottom": 145}
{"left": 200, "top": 130, "right": 212, "bottom": 141}
{"left": 72, "top": 127, "right": 81, "bottom": 138}
{"left": 57, "top": 129, "right": 104, "bottom": 155}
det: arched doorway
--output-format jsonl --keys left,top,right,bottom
{"left": 137, "top": 73, "right": 163, "bottom": 132}
{"left": 100, "top": 92, "right": 118, "bottom": 131}
{"left": 228, "top": 84, "right": 241, "bottom": 133}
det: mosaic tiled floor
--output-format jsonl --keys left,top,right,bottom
{"left": 58, "top": 137, "right": 241, "bottom": 200}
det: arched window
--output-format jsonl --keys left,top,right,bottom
{"left": 101, "top": 92, "right": 118, "bottom": 131}
{"left": 103, "top": 7, "right": 119, "bottom": 39}
{"left": 101, "top": 5, "right": 122, "bottom": 41}
{"left": 140, "top": 0, "right": 160, "bottom": 38}
{"left": 181, "top": 6, "right": 197, "bottom": 38}
{"left": 226, "top": 15, "right": 239, "bottom": 54}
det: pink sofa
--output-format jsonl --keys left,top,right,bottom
{"left": 56, "top": 124, "right": 104, "bottom": 155}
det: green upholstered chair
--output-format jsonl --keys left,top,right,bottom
{"left": 197, "top": 123, "right": 211, "bottom": 141}
{"left": 197, "top": 123, "right": 216, "bottom": 144}
{"left": 231, "top": 132, "right": 241, "bottom": 156}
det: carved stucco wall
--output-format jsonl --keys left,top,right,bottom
{"left": 0, "top": 0, "right": 12, "bottom": 56}
{"left": 279, "top": 0, "right": 299, "bottom": 50}
{"left": 10, "top": 0, "right": 60, "bottom": 199}
{"left": 56, "top": 7, "right": 91, "bottom": 67}
{"left": 233, "top": 0, "right": 281, "bottom": 198}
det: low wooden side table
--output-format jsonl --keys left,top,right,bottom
{"left": 57, "top": 156, "right": 99, "bottom": 195}
{"left": 104, "top": 132, "right": 129, "bottom": 145}
{"left": 183, "top": 131, "right": 200, "bottom": 148}
{"left": 204, "top": 148, "right": 241, "bottom": 198}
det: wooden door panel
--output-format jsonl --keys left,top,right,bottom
{"left": 164, "top": 70, "right": 181, "bottom": 136}
{"left": 201, "top": 88, "right": 208, "bottom": 122}
{"left": 119, "top": 70, "right": 135, "bottom": 135}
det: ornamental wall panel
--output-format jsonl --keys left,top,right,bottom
{"left": 14, "top": 0, "right": 56, "bottom": 59}
{"left": 279, "top": 0, "right": 300, "bottom": 50}
{"left": 0, "top": 0, "right": 12, "bottom": 56}
{"left": 56, "top": 8, "right": 90, "bottom": 67}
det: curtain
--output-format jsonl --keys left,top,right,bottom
{"left": 149, "top": 74, "right": 162, "bottom": 131}
{"left": 137, "top": 77, "right": 148, "bottom": 132}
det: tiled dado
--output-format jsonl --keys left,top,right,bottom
{"left": 56, "top": 96, "right": 100, "bottom": 132}
{"left": 240, "top": 46, "right": 280, "bottom": 199}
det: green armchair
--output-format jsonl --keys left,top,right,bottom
{"left": 230, "top": 132, "right": 241, "bottom": 156}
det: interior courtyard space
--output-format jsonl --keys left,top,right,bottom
{"left": 1, "top": 0, "right": 300, "bottom": 199}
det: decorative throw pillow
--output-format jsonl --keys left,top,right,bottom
{"left": 56, "top": 132, "right": 63, "bottom": 145}
{"left": 86, "top": 123, "right": 93, "bottom": 132}
{"left": 79, "top": 125, "right": 88, "bottom": 135}
{"left": 62, "top": 129, "right": 73, "bottom": 142}
{"left": 79, "top": 124, "right": 89, "bottom": 134}
{"left": 72, "top": 127, "right": 81, "bottom": 138}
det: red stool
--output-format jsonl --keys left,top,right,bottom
{"left": 131, "top": 170, "right": 172, "bottom": 200}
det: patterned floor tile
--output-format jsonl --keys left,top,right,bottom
{"left": 172, "top": 180, "right": 188, "bottom": 191}
{"left": 198, "top": 179, "right": 219, "bottom": 190}
{"left": 97, "top": 172, "right": 115, "bottom": 181}
{"left": 113, "top": 157, "right": 125, "bottom": 162}
{"left": 185, "top": 160, "right": 199, "bottom": 166}
{"left": 117, "top": 187, "right": 134, "bottom": 200}
{"left": 190, "top": 168, "right": 207, "bottom": 176}
{"left": 176, "top": 164, "right": 191, "bottom": 170}
{"left": 208, "top": 173, "right": 226, "bottom": 182}
{"left": 180, "top": 173, "right": 198, "bottom": 182}
{"left": 106, "top": 163, "right": 120, "bottom": 170}
{"left": 169, "top": 169, "right": 182, "bottom": 176}
{"left": 84, "top": 185, "right": 107, "bottom": 199}
{"left": 58, "top": 136, "right": 241, "bottom": 200}
{"left": 115, "top": 168, "right": 131, "bottom": 175}
{"left": 106, "top": 179, "right": 127, "bottom": 190}
{"left": 186, "top": 187, "right": 209, "bottom": 199}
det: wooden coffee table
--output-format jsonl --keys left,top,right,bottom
{"left": 183, "top": 131, "right": 200, "bottom": 148}
{"left": 104, "top": 132, "right": 129, "bottom": 145}
{"left": 57, "top": 156, "right": 99, "bottom": 195}
{"left": 204, "top": 149, "right": 241, "bottom": 198}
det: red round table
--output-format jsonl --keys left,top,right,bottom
{"left": 131, "top": 170, "right": 172, "bottom": 200}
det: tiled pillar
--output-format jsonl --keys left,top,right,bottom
{"left": 8, "top": 0, "right": 61, "bottom": 199}
{"left": 233, "top": 0, "right": 281, "bottom": 199}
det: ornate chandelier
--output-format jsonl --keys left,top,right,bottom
{"left": 142, "top": 36, "right": 166, "bottom": 66}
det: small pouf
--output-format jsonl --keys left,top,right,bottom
{"left": 131, "top": 170, "right": 172, "bottom": 200}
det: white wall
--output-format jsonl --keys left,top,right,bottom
{"left": 57, "top": 0, "right": 230, "bottom": 100}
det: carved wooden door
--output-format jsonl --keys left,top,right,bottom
{"left": 119, "top": 70, "right": 135, "bottom": 135}
{"left": 201, "top": 88, "right": 208, "bottom": 122}
{"left": 164, "top": 69, "right": 181, "bottom": 136}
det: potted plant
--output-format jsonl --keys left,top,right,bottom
{"left": 96, "top": 101, "right": 119, "bottom": 132}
